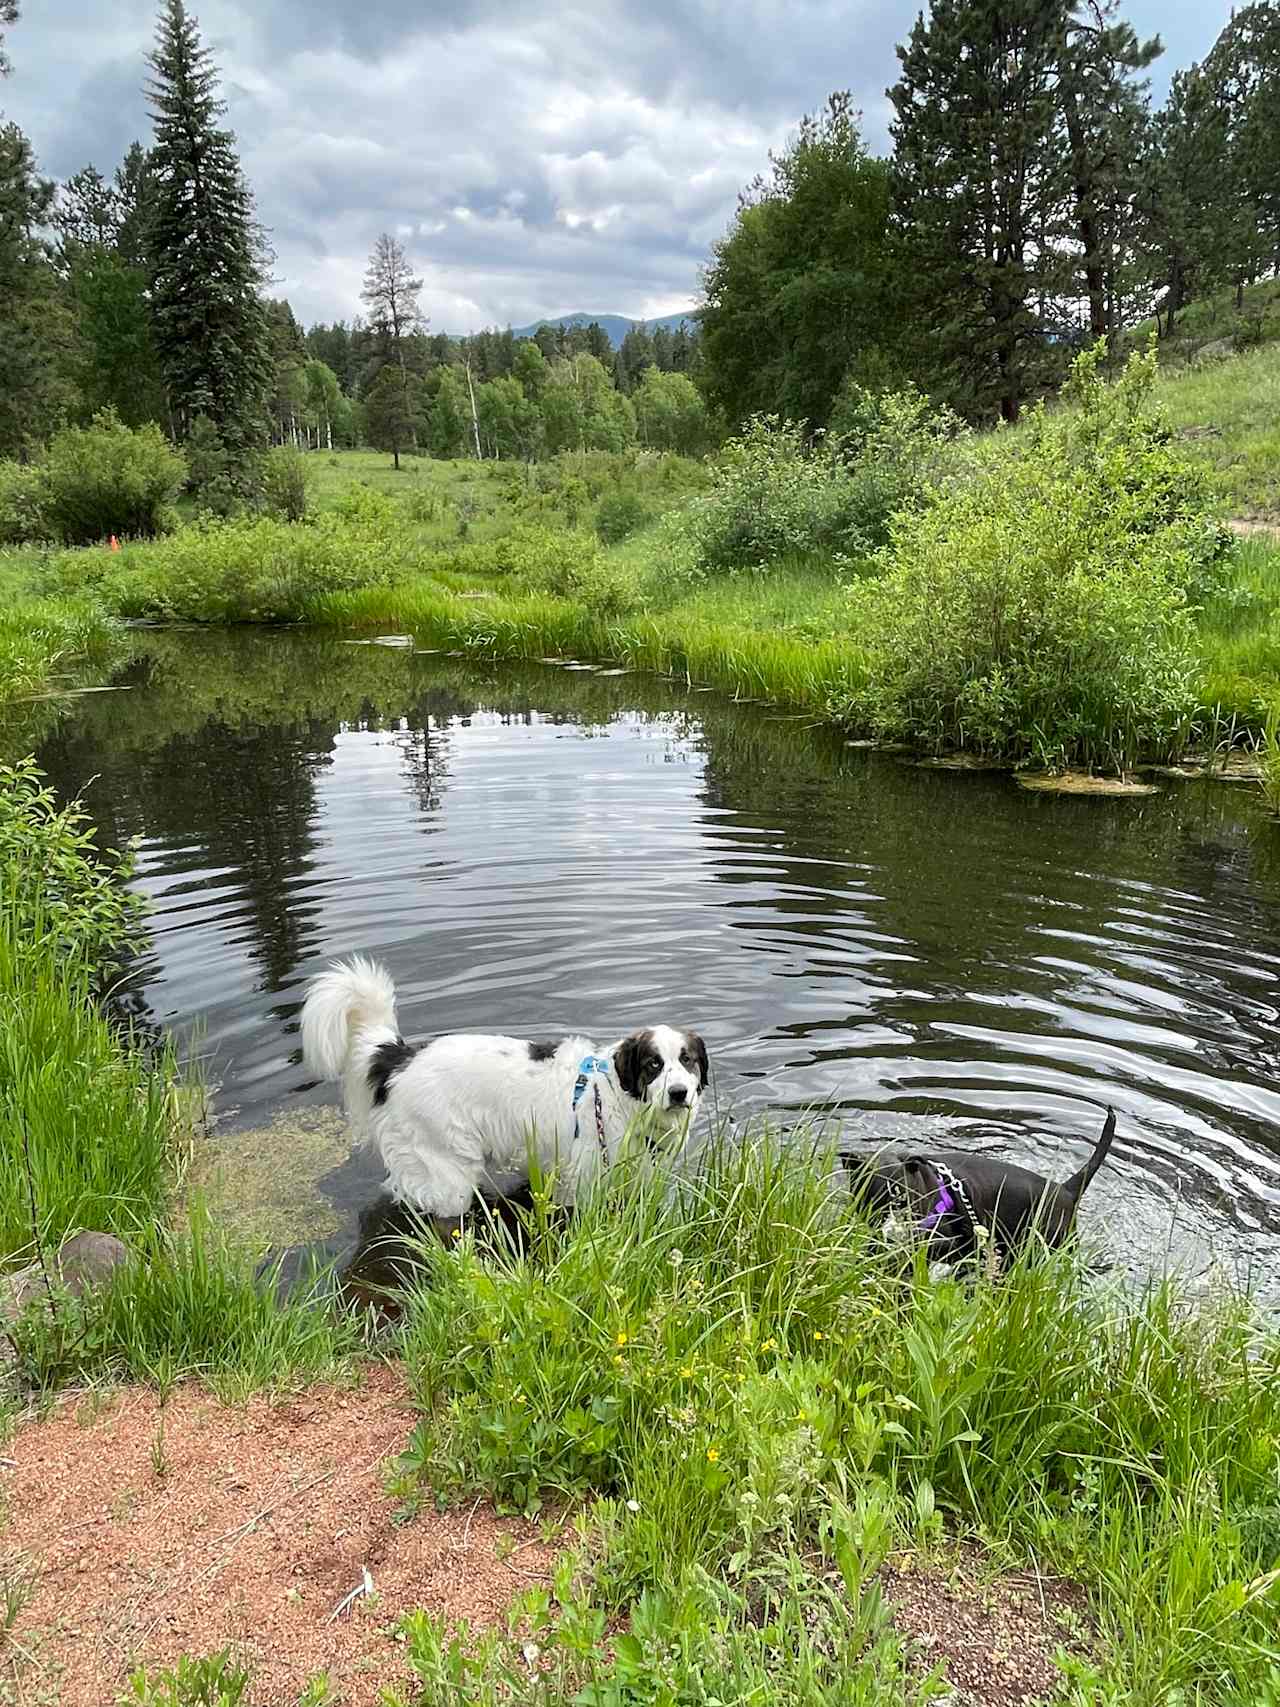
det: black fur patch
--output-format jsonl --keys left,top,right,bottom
{"left": 368, "top": 1038, "right": 416, "bottom": 1106}
{"left": 527, "top": 1038, "right": 561, "bottom": 1063}
{"left": 614, "top": 1030, "right": 661, "bottom": 1101}
{"left": 680, "top": 1032, "right": 709, "bottom": 1090}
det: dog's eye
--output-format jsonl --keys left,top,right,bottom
{"left": 679, "top": 1049, "right": 693, "bottom": 1069}
{"left": 643, "top": 1057, "right": 661, "bottom": 1080}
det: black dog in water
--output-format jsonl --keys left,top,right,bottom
{"left": 841, "top": 1108, "right": 1117, "bottom": 1268}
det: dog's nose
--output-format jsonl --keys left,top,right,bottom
{"left": 668, "top": 1085, "right": 688, "bottom": 1106}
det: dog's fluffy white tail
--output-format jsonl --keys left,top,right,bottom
{"left": 301, "top": 955, "right": 399, "bottom": 1081}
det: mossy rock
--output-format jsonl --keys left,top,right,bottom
{"left": 182, "top": 1105, "right": 352, "bottom": 1252}
{"left": 1016, "top": 771, "right": 1160, "bottom": 797}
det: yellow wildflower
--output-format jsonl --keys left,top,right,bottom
{"left": 615, "top": 1331, "right": 629, "bottom": 1347}
{"left": 706, "top": 1446, "right": 720, "bottom": 1464}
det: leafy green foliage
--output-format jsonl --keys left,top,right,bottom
{"left": 678, "top": 416, "right": 873, "bottom": 573}
{"left": 0, "top": 459, "right": 47, "bottom": 545}
{"left": 701, "top": 93, "right": 895, "bottom": 432}
{"left": 0, "top": 762, "right": 173, "bottom": 1258}
{"left": 120, "top": 1650, "right": 249, "bottom": 1706}
{"left": 0, "top": 757, "right": 140, "bottom": 970}
{"left": 392, "top": 1509, "right": 903, "bottom": 1707}
{"left": 45, "top": 508, "right": 405, "bottom": 623}
{"left": 260, "top": 445, "right": 311, "bottom": 523}
{"left": 33, "top": 410, "right": 187, "bottom": 544}
{"left": 841, "top": 344, "right": 1224, "bottom": 766}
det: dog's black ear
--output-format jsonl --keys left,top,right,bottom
{"left": 613, "top": 1034, "right": 644, "bottom": 1100}
{"left": 686, "top": 1031, "right": 709, "bottom": 1090}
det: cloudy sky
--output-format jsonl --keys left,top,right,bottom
{"left": 2, "top": 0, "right": 1234, "bottom": 333}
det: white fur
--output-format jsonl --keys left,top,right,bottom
{"left": 300, "top": 956, "right": 706, "bottom": 1218}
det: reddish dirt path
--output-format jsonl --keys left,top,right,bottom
{"left": 1, "top": 1366, "right": 559, "bottom": 1706}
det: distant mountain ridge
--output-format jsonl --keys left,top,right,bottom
{"left": 507, "top": 310, "right": 698, "bottom": 349}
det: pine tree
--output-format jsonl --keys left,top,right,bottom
{"left": 1055, "top": 3, "right": 1161, "bottom": 346}
{"left": 114, "top": 141, "right": 156, "bottom": 273}
{"left": 361, "top": 232, "right": 425, "bottom": 467}
{"left": 891, "top": 0, "right": 1068, "bottom": 421}
{"left": 0, "top": 1, "right": 18, "bottom": 77}
{"left": 144, "top": 0, "right": 272, "bottom": 458}
{"left": 0, "top": 122, "right": 77, "bottom": 455}
{"left": 1142, "top": 65, "right": 1233, "bottom": 333}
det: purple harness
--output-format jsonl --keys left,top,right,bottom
{"left": 919, "top": 1180, "right": 955, "bottom": 1231}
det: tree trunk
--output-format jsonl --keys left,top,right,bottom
{"left": 465, "top": 361, "right": 482, "bottom": 460}
{"left": 1062, "top": 85, "right": 1109, "bottom": 344}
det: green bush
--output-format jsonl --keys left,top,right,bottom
{"left": 44, "top": 509, "right": 407, "bottom": 624}
{"left": 0, "top": 760, "right": 171, "bottom": 1258}
{"left": 259, "top": 445, "right": 311, "bottom": 522}
{"left": 594, "top": 488, "right": 652, "bottom": 543}
{"left": 0, "top": 757, "right": 141, "bottom": 972}
{"left": 457, "top": 523, "right": 641, "bottom": 615}
{"left": 679, "top": 416, "right": 871, "bottom": 573}
{"left": 37, "top": 411, "right": 187, "bottom": 545}
{"left": 839, "top": 343, "right": 1219, "bottom": 768}
{"left": 827, "top": 382, "right": 967, "bottom": 549}
{"left": 0, "top": 459, "right": 49, "bottom": 545}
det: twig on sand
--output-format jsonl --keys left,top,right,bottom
{"left": 212, "top": 1467, "right": 337, "bottom": 1545}
{"left": 326, "top": 1566, "right": 373, "bottom": 1623}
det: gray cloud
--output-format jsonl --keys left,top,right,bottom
{"left": 1, "top": 0, "right": 1237, "bottom": 331}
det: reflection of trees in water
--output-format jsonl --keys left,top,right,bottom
{"left": 689, "top": 710, "right": 1280, "bottom": 1164}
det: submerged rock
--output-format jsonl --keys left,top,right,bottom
{"left": 182, "top": 1105, "right": 352, "bottom": 1252}
{"left": 1016, "top": 772, "right": 1160, "bottom": 797}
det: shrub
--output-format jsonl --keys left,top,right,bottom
{"left": 679, "top": 416, "right": 871, "bottom": 573}
{"left": 259, "top": 445, "right": 311, "bottom": 522}
{"left": 0, "top": 760, "right": 169, "bottom": 1257}
{"left": 594, "top": 488, "right": 651, "bottom": 543}
{"left": 37, "top": 411, "right": 187, "bottom": 545}
{"left": 0, "top": 757, "right": 141, "bottom": 972}
{"left": 459, "top": 523, "right": 641, "bottom": 615}
{"left": 827, "top": 382, "right": 967, "bottom": 549}
{"left": 0, "top": 460, "right": 49, "bottom": 545}
{"left": 44, "top": 509, "right": 408, "bottom": 624}
{"left": 839, "top": 343, "right": 1215, "bottom": 768}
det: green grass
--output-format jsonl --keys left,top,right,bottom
{"left": 1153, "top": 342, "right": 1280, "bottom": 520}
{"left": 9, "top": 1204, "right": 365, "bottom": 1396}
{"left": 0, "top": 901, "right": 178, "bottom": 1262}
{"left": 375, "top": 1135, "right": 1280, "bottom": 1703}
{"left": 1197, "top": 536, "right": 1280, "bottom": 718}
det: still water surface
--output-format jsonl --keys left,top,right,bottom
{"left": 37, "top": 628, "right": 1280, "bottom": 1296}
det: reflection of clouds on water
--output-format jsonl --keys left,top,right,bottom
{"left": 35, "top": 629, "right": 1280, "bottom": 1304}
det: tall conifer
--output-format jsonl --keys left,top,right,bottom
{"left": 144, "top": 0, "right": 271, "bottom": 455}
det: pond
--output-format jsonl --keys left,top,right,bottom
{"left": 36, "top": 627, "right": 1280, "bottom": 1299}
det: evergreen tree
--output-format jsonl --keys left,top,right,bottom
{"left": 114, "top": 142, "right": 156, "bottom": 273}
{"left": 891, "top": 2, "right": 1076, "bottom": 421}
{"left": 0, "top": 0, "right": 18, "bottom": 77}
{"left": 1056, "top": 3, "right": 1161, "bottom": 345}
{"left": 51, "top": 148, "right": 165, "bottom": 427}
{"left": 1199, "top": 3, "right": 1280, "bottom": 301}
{"left": 363, "top": 363, "right": 421, "bottom": 465}
{"left": 615, "top": 323, "right": 655, "bottom": 392}
{"left": 144, "top": 0, "right": 272, "bottom": 458}
{"left": 584, "top": 321, "right": 613, "bottom": 364}
{"left": 701, "top": 93, "right": 895, "bottom": 429}
{"left": 0, "top": 121, "right": 77, "bottom": 455}
{"left": 1142, "top": 64, "right": 1232, "bottom": 332}
{"left": 361, "top": 231, "right": 425, "bottom": 463}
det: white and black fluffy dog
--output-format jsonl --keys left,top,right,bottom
{"left": 301, "top": 956, "right": 708, "bottom": 1222}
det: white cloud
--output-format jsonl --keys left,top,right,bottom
{"left": 0, "top": 0, "right": 1239, "bottom": 330}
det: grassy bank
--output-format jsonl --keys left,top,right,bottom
{"left": 0, "top": 759, "right": 360, "bottom": 1396}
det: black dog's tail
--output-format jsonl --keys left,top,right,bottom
{"left": 1061, "top": 1107, "right": 1116, "bottom": 1204}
